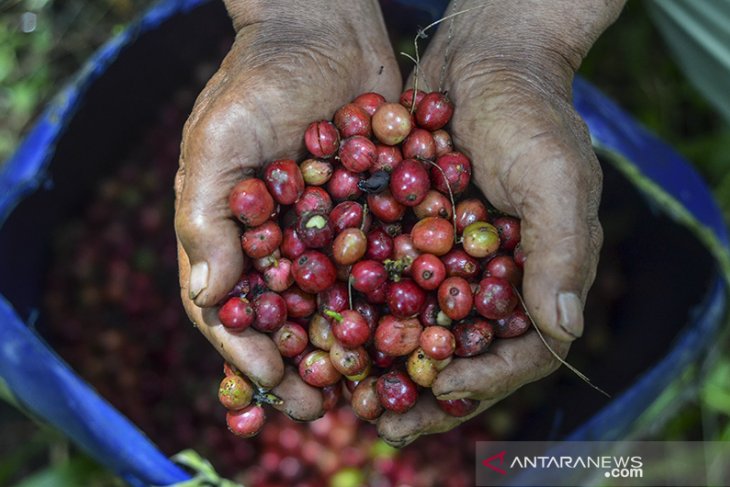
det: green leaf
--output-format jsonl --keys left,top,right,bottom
{"left": 11, "top": 455, "right": 121, "bottom": 487}
{"left": 647, "top": 0, "right": 730, "bottom": 124}
{"left": 163, "top": 450, "right": 243, "bottom": 487}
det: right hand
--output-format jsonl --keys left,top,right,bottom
{"left": 174, "top": 0, "right": 401, "bottom": 421}
{"left": 374, "top": 0, "right": 622, "bottom": 445}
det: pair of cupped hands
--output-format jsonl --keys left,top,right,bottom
{"left": 174, "top": 0, "right": 619, "bottom": 447}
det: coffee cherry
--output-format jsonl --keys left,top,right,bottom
{"left": 376, "top": 370, "right": 418, "bottom": 414}
{"left": 292, "top": 251, "right": 337, "bottom": 294}
{"left": 226, "top": 404, "right": 266, "bottom": 438}
{"left": 390, "top": 159, "right": 430, "bottom": 207}
{"left": 280, "top": 286, "right": 316, "bottom": 319}
{"left": 414, "top": 190, "right": 453, "bottom": 220}
{"left": 374, "top": 315, "right": 422, "bottom": 357}
{"left": 304, "top": 121, "right": 340, "bottom": 158}
{"left": 411, "top": 217, "right": 454, "bottom": 256}
{"left": 474, "top": 277, "right": 518, "bottom": 320}
{"left": 218, "top": 374, "right": 254, "bottom": 410}
{"left": 372, "top": 144, "right": 403, "bottom": 173}
{"left": 453, "top": 318, "right": 495, "bottom": 357}
{"left": 339, "top": 136, "right": 376, "bottom": 173}
{"left": 406, "top": 347, "right": 442, "bottom": 387}
{"left": 327, "top": 310, "right": 371, "bottom": 349}
{"left": 352, "top": 92, "right": 386, "bottom": 115}
{"left": 432, "top": 129, "right": 453, "bottom": 156}
{"left": 263, "top": 159, "right": 305, "bottom": 205}
{"left": 400, "top": 88, "right": 426, "bottom": 111}
{"left": 317, "top": 282, "right": 349, "bottom": 318}
{"left": 299, "top": 350, "right": 342, "bottom": 387}
{"left": 431, "top": 152, "right": 471, "bottom": 196}
{"left": 229, "top": 178, "right": 274, "bottom": 227}
{"left": 419, "top": 326, "right": 456, "bottom": 360}
{"left": 372, "top": 103, "right": 413, "bottom": 145}
{"left": 218, "top": 296, "right": 255, "bottom": 331}
{"left": 441, "top": 249, "right": 480, "bottom": 280}
{"left": 494, "top": 307, "right": 531, "bottom": 338}
{"left": 351, "top": 377, "right": 384, "bottom": 421}
{"left": 327, "top": 167, "right": 363, "bottom": 202}
{"left": 415, "top": 92, "right": 453, "bottom": 130}
{"left": 365, "top": 228, "right": 394, "bottom": 261}
{"left": 329, "top": 201, "right": 366, "bottom": 234}
{"left": 297, "top": 212, "right": 334, "bottom": 249}
{"left": 334, "top": 103, "right": 371, "bottom": 138}
{"left": 300, "top": 158, "right": 334, "bottom": 186}
{"left": 402, "top": 128, "right": 436, "bottom": 160}
{"left": 437, "top": 398, "right": 479, "bottom": 417}
{"left": 309, "top": 313, "right": 335, "bottom": 351}
{"left": 295, "top": 186, "right": 333, "bottom": 216}
{"left": 350, "top": 260, "right": 387, "bottom": 294}
{"left": 329, "top": 341, "right": 371, "bottom": 378}
{"left": 493, "top": 216, "right": 522, "bottom": 251}
{"left": 367, "top": 190, "right": 406, "bottom": 223}
{"left": 484, "top": 255, "right": 523, "bottom": 288}
{"left": 263, "top": 258, "right": 293, "bottom": 292}
{"left": 411, "top": 254, "right": 447, "bottom": 291}
{"left": 253, "top": 291, "right": 287, "bottom": 333}
{"left": 386, "top": 279, "right": 426, "bottom": 318}
{"left": 437, "top": 277, "right": 473, "bottom": 321}
{"left": 272, "top": 322, "right": 309, "bottom": 357}
{"left": 455, "top": 198, "right": 489, "bottom": 234}
{"left": 462, "top": 221, "right": 500, "bottom": 259}
{"left": 332, "top": 228, "right": 367, "bottom": 265}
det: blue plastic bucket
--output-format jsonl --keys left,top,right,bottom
{"left": 1, "top": 0, "right": 728, "bottom": 485}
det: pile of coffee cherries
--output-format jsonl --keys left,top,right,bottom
{"left": 217, "top": 90, "right": 530, "bottom": 438}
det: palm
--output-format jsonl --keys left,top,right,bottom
{"left": 376, "top": 45, "right": 602, "bottom": 446}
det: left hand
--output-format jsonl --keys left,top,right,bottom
{"left": 375, "top": 0, "right": 623, "bottom": 446}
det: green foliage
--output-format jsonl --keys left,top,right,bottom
{"left": 0, "top": 0, "right": 155, "bottom": 162}
{"left": 1, "top": 1, "right": 730, "bottom": 483}
{"left": 10, "top": 454, "right": 122, "bottom": 487}
{"left": 164, "top": 450, "right": 242, "bottom": 487}
{"left": 647, "top": 0, "right": 730, "bottom": 126}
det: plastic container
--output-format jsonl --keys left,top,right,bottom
{"left": 1, "top": 0, "right": 728, "bottom": 485}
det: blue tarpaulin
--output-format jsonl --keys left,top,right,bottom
{"left": 1, "top": 0, "right": 728, "bottom": 485}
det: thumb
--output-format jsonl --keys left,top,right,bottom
{"left": 174, "top": 109, "right": 257, "bottom": 308}
{"left": 515, "top": 147, "right": 603, "bottom": 342}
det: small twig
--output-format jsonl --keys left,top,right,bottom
{"left": 360, "top": 204, "right": 369, "bottom": 232}
{"left": 347, "top": 275, "right": 354, "bottom": 311}
{"left": 400, "top": 5, "right": 485, "bottom": 109}
{"left": 514, "top": 287, "right": 611, "bottom": 398}
{"left": 399, "top": 52, "right": 432, "bottom": 97}
{"left": 254, "top": 387, "right": 283, "bottom": 406}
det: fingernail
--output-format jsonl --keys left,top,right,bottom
{"left": 436, "top": 391, "right": 471, "bottom": 401}
{"left": 557, "top": 292, "right": 584, "bottom": 339}
{"left": 386, "top": 435, "right": 417, "bottom": 448}
{"left": 189, "top": 261, "right": 209, "bottom": 301}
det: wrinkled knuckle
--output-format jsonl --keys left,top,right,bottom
{"left": 589, "top": 216, "right": 604, "bottom": 255}
{"left": 376, "top": 421, "right": 411, "bottom": 448}
{"left": 174, "top": 205, "right": 206, "bottom": 248}
{"left": 286, "top": 404, "right": 325, "bottom": 422}
{"left": 542, "top": 340, "right": 570, "bottom": 373}
{"left": 174, "top": 166, "right": 185, "bottom": 197}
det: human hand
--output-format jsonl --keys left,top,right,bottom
{"left": 376, "top": 0, "right": 624, "bottom": 446}
{"left": 174, "top": 0, "right": 401, "bottom": 421}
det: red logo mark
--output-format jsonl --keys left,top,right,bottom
{"left": 482, "top": 450, "right": 507, "bottom": 475}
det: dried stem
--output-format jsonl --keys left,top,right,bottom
{"left": 514, "top": 286, "right": 610, "bottom": 398}
{"left": 400, "top": 4, "right": 488, "bottom": 103}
